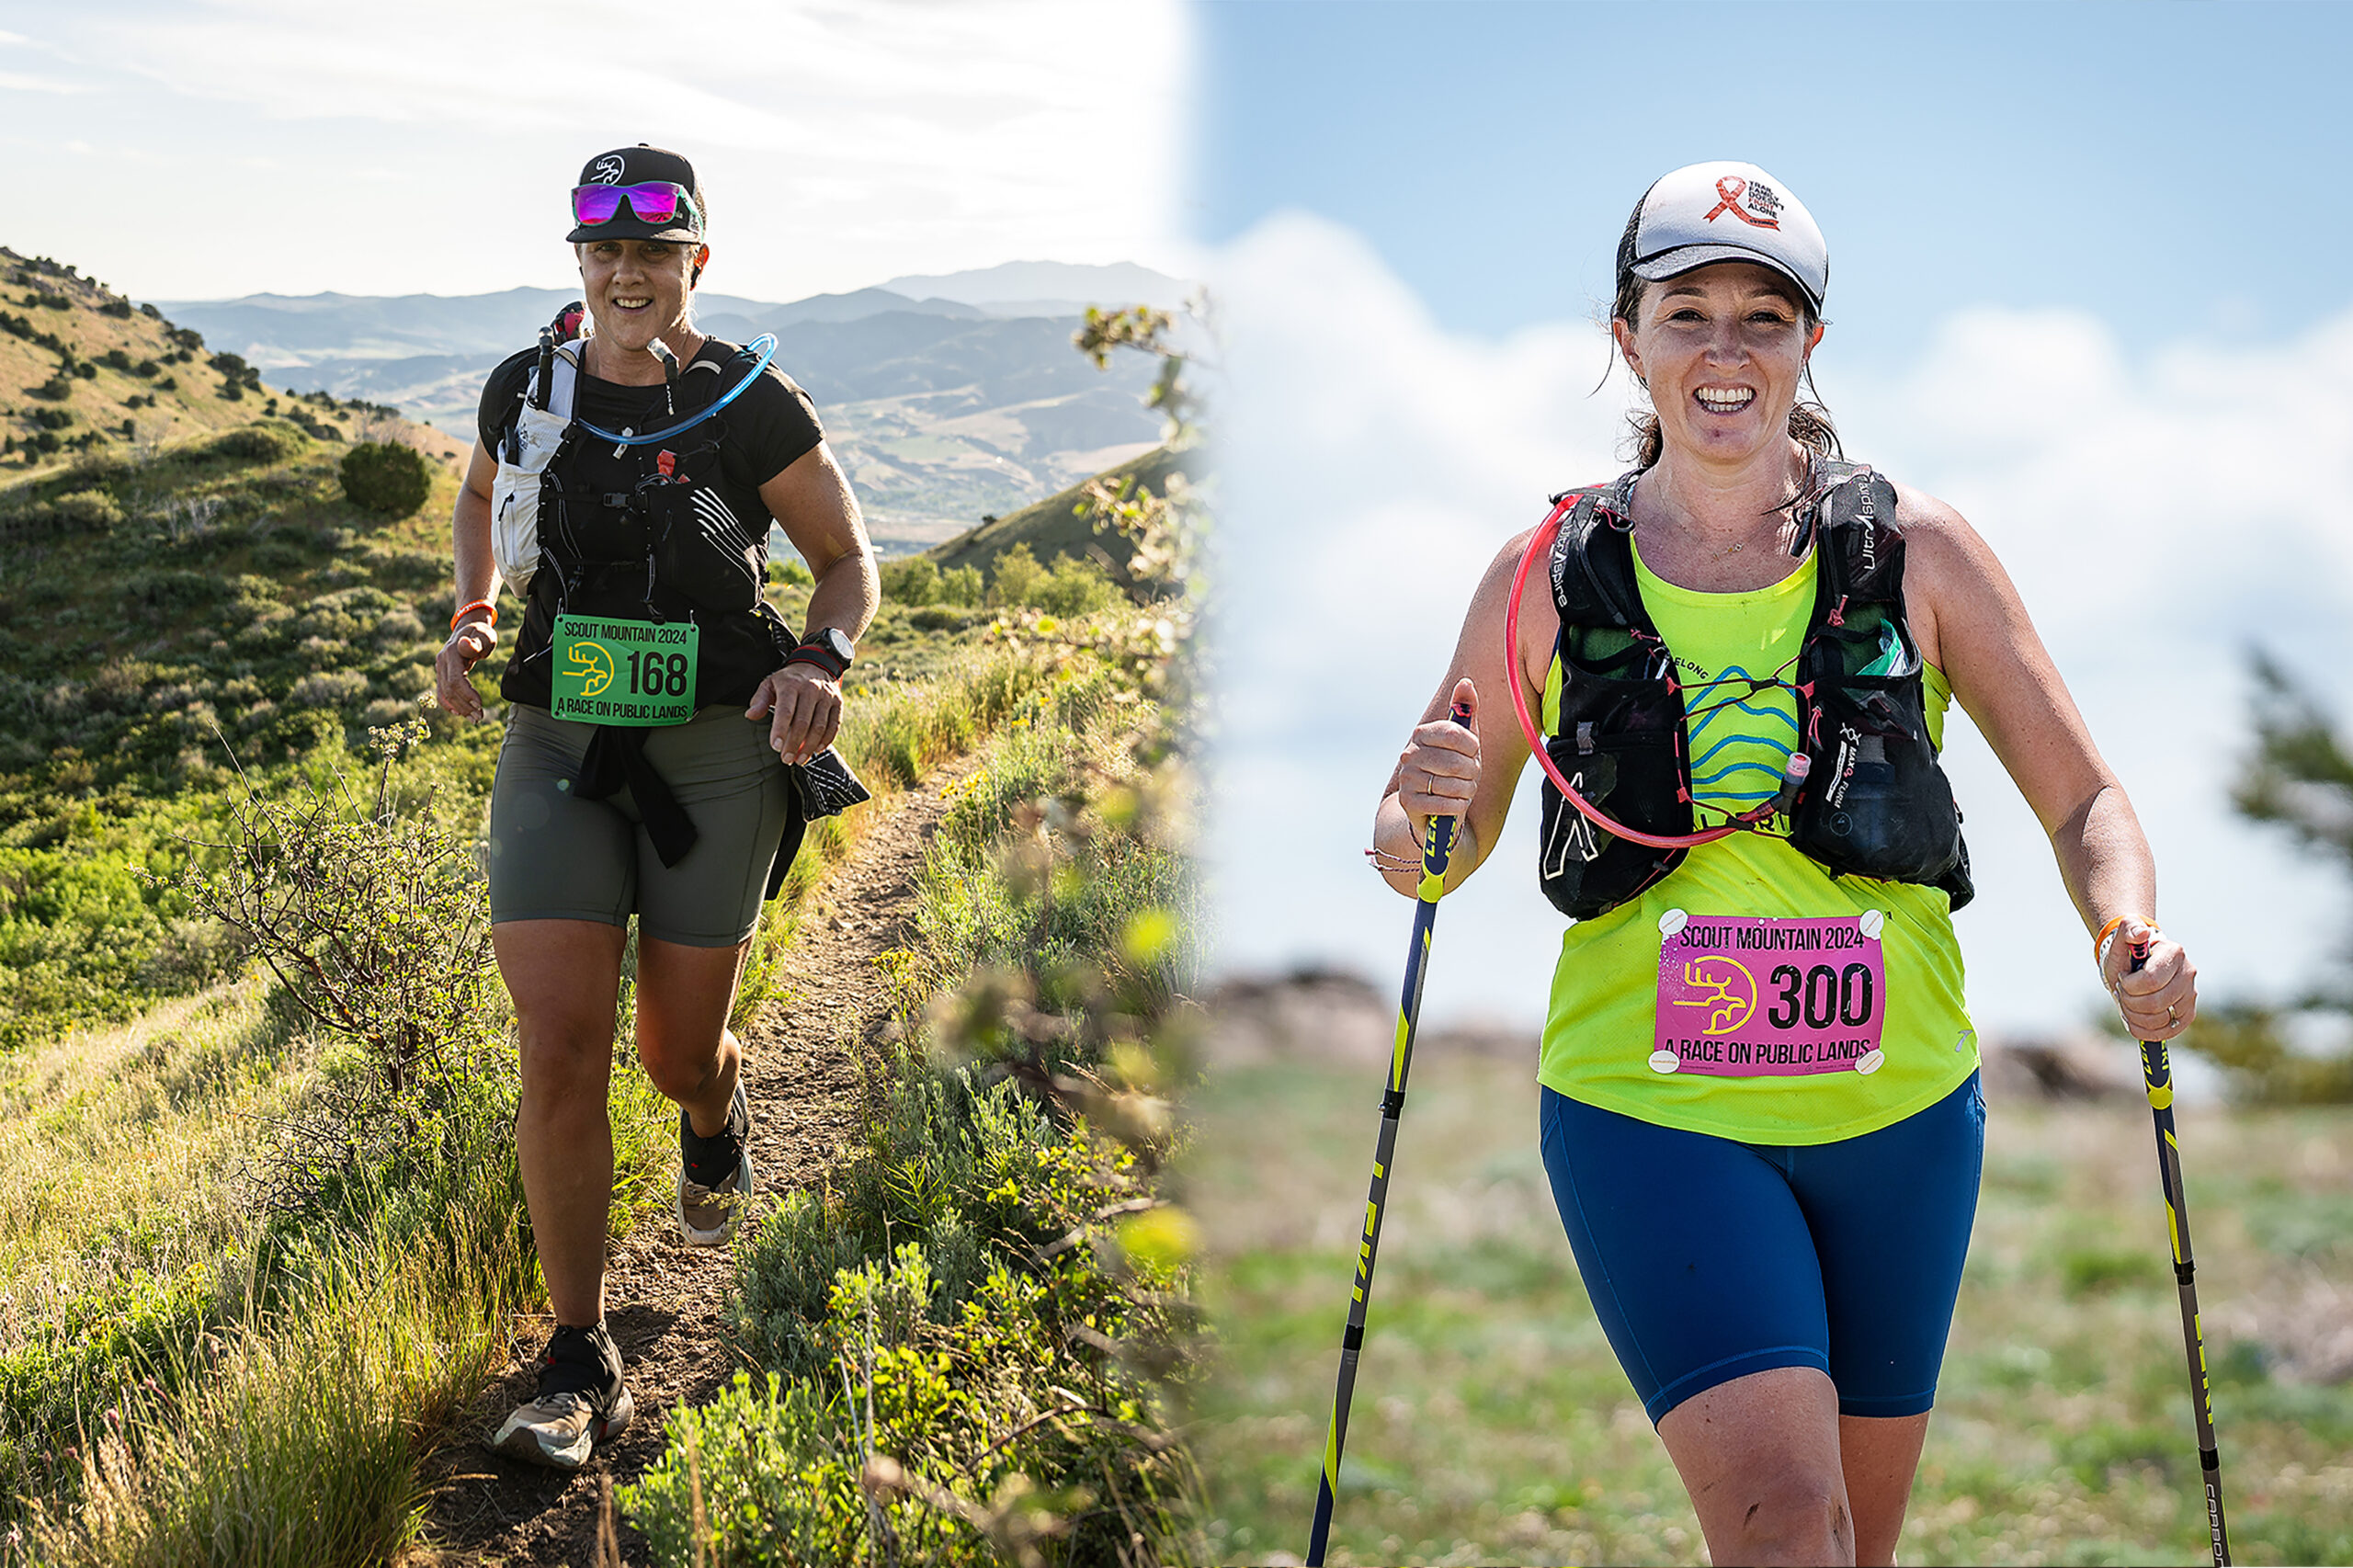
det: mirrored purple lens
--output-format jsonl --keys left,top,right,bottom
{"left": 572, "top": 185, "right": 624, "bottom": 224}
{"left": 571, "top": 183, "right": 686, "bottom": 226}
{"left": 617, "top": 183, "right": 682, "bottom": 223}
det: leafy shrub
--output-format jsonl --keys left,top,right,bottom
{"left": 732, "top": 1068, "right": 1081, "bottom": 1378}
{"left": 939, "top": 564, "right": 983, "bottom": 608}
{"left": 1034, "top": 555, "right": 1122, "bottom": 617}
{"left": 635, "top": 1248, "right": 1188, "bottom": 1567}
{"left": 337, "top": 441, "right": 430, "bottom": 517}
{"left": 911, "top": 605, "right": 986, "bottom": 633}
{"left": 881, "top": 554, "right": 939, "bottom": 606}
{"left": 168, "top": 721, "right": 507, "bottom": 1223}
{"left": 202, "top": 424, "right": 305, "bottom": 465}
{"left": 975, "top": 549, "right": 1124, "bottom": 616}
{"left": 986, "top": 544, "right": 1046, "bottom": 608}
{"left": 768, "top": 552, "right": 813, "bottom": 587}
{"left": 48, "top": 489, "right": 123, "bottom": 531}
{"left": 286, "top": 670, "right": 369, "bottom": 710}
{"left": 129, "top": 569, "right": 225, "bottom": 614}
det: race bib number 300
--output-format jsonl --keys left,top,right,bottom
{"left": 1651, "top": 909, "right": 1889, "bottom": 1077}
{"left": 551, "top": 614, "right": 699, "bottom": 726}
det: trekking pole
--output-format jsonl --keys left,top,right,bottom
{"left": 1306, "top": 698, "right": 1473, "bottom": 1567}
{"left": 2129, "top": 937, "right": 2232, "bottom": 1567}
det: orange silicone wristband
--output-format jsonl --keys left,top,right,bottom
{"left": 450, "top": 599, "right": 496, "bottom": 631}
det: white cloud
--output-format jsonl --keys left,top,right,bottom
{"left": 0, "top": 69, "right": 87, "bottom": 93}
{"left": 1203, "top": 211, "right": 2353, "bottom": 1040}
{"left": 2, "top": 1, "right": 1190, "bottom": 300}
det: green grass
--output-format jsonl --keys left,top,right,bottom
{"left": 17, "top": 1183, "right": 529, "bottom": 1566}
{"left": 1181, "top": 1057, "right": 2353, "bottom": 1566}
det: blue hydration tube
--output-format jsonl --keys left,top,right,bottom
{"left": 572, "top": 333, "right": 779, "bottom": 448}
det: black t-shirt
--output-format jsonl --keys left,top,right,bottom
{"left": 475, "top": 337, "right": 826, "bottom": 708}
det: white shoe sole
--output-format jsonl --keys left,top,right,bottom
{"left": 491, "top": 1386, "right": 635, "bottom": 1471}
{"left": 677, "top": 1149, "right": 756, "bottom": 1247}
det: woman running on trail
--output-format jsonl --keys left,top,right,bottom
{"left": 1374, "top": 161, "right": 2200, "bottom": 1566}
{"left": 436, "top": 144, "right": 878, "bottom": 1471}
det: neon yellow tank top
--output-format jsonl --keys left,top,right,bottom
{"left": 1536, "top": 541, "right": 1978, "bottom": 1144}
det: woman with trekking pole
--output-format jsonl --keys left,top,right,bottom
{"left": 1365, "top": 161, "right": 2213, "bottom": 1565}
{"left": 435, "top": 144, "right": 878, "bottom": 1470}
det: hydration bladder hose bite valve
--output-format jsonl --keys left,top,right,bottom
{"left": 1768, "top": 749, "right": 1812, "bottom": 818}
{"left": 532, "top": 327, "right": 557, "bottom": 413}
{"left": 648, "top": 338, "right": 681, "bottom": 418}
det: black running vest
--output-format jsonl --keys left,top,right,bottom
{"left": 1536, "top": 462, "right": 1973, "bottom": 920}
{"left": 506, "top": 342, "right": 790, "bottom": 708}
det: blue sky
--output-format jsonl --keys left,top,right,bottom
{"left": 1191, "top": 1, "right": 2353, "bottom": 1046}
{"left": 1198, "top": 2, "right": 2349, "bottom": 361}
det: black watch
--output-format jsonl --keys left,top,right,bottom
{"left": 786, "top": 626, "right": 853, "bottom": 680}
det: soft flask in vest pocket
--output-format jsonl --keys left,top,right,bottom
{"left": 1789, "top": 604, "right": 1972, "bottom": 905}
{"left": 1535, "top": 625, "right": 1693, "bottom": 920}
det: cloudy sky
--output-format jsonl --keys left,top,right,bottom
{"left": 0, "top": 0, "right": 1191, "bottom": 302}
{"left": 1194, "top": 1, "right": 2353, "bottom": 1041}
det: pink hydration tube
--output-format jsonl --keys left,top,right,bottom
{"left": 1502, "top": 494, "right": 1771, "bottom": 852}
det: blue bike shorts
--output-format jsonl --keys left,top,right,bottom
{"left": 1539, "top": 1071, "right": 1984, "bottom": 1425}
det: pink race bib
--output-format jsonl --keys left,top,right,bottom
{"left": 1651, "top": 910, "right": 1889, "bottom": 1077}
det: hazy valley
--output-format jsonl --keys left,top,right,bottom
{"left": 156, "top": 260, "right": 1189, "bottom": 552}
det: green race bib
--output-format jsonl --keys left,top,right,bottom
{"left": 551, "top": 613, "right": 699, "bottom": 725}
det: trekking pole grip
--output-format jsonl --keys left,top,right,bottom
{"left": 1416, "top": 698, "right": 1476, "bottom": 893}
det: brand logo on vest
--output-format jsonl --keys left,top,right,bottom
{"left": 1851, "top": 473, "right": 1879, "bottom": 574}
{"left": 1703, "top": 176, "right": 1782, "bottom": 230}
{"left": 1543, "top": 771, "right": 1603, "bottom": 873}
{"left": 589, "top": 154, "right": 627, "bottom": 186}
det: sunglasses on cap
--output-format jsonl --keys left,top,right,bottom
{"left": 570, "top": 181, "right": 702, "bottom": 230}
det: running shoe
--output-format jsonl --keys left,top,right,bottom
{"left": 491, "top": 1321, "right": 633, "bottom": 1471}
{"left": 677, "top": 1075, "right": 755, "bottom": 1246}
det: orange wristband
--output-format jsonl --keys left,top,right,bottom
{"left": 450, "top": 598, "right": 495, "bottom": 632}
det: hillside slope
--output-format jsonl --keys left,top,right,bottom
{"left": 922, "top": 441, "right": 1192, "bottom": 585}
{"left": 0, "top": 247, "right": 413, "bottom": 472}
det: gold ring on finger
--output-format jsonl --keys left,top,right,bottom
{"left": 2167, "top": 1004, "right": 2178, "bottom": 1025}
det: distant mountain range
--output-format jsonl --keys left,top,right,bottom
{"left": 150, "top": 262, "right": 1189, "bottom": 550}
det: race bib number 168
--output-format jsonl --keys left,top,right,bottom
{"left": 551, "top": 614, "right": 699, "bottom": 726}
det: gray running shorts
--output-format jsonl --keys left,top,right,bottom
{"left": 487, "top": 703, "right": 791, "bottom": 949}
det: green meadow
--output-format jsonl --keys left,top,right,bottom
{"left": 1184, "top": 1051, "right": 2353, "bottom": 1566}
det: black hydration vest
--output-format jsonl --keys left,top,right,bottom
{"left": 1536, "top": 461, "right": 1972, "bottom": 921}
{"left": 506, "top": 338, "right": 790, "bottom": 706}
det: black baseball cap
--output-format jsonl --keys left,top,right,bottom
{"left": 567, "top": 144, "right": 706, "bottom": 244}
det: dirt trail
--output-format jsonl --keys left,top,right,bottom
{"left": 420, "top": 752, "right": 982, "bottom": 1566}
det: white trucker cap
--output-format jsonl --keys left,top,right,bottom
{"left": 1616, "top": 161, "right": 1827, "bottom": 312}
